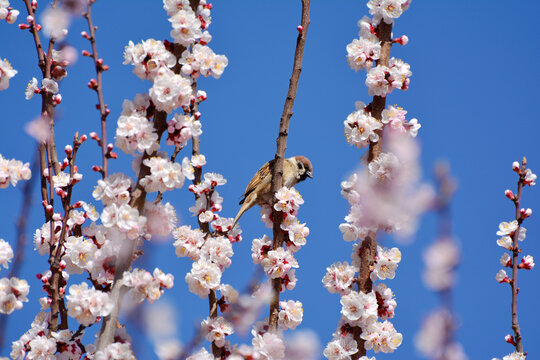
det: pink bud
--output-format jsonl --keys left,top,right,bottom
{"left": 505, "top": 189, "right": 514, "bottom": 200}
{"left": 92, "top": 165, "right": 102, "bottom": 172}
{"left": 107, "top": 143, "right": 113, "bottom": 151}
{"left": 73, "top": 201, "right": 83, "bottom": 209}
{"left": 64, "top": 145, "right": 73, "bottom": 155}
{"left": 109, "top": 152, "right": 118, "bottom": 159}
{"left": 89, "top": 132, "right": 99, "bottom": 140}
{"left": 297, "top": 25, "right": 303, "bottom": 34}
{"left": 26, "top": 15, "right": 34, "bottom": 24}
{"left": 35, "top": 24, "right": 42, "bottom": 31}
{"left": 52, "top": 94, "right": 62, "bottom": 105}
{"left": 194, "top": 111, "right": 201, "bottom": 120}
{"left": 45, "top": 205, "right": 54, "bottom": 214}
{"left": 32, "top": 0, "right": 38, "bottom": 10}
{"left": 52, "top": 213, "right": 62, "bottom": 221}
{"left": 81, "top": 31, "right": 90, "bottom": 39}
{"left": 82, "top": 50, "right": 92, "bottom": 57}
{"left": 19, "top": 24, "right": 31, "bottom": 30}
{"left": 79, "top": 134, "right": 87, "bottom": 142}
{"left": 512, "top": 161, "right": 520, "bottom": 172}
{"left": 505, "top": 334, "right": 516, "bottom": 345}
{"left": 394, "top": 35, "right": 408, "bottom": 45}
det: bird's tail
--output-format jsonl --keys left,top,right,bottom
{"left": 232, "top": 198, "right": 253, "bottom": 229}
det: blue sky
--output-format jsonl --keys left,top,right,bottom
{"left": 1, "top": 1, "right": 539, "bottom": 359}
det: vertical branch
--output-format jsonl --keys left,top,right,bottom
{"left": 268, "top": 0, "right": 310, "bottom": 333}
{"left": 352, "top": 20, "right": 393, "bottom": 359}
{"left": 83, "top": 0, "right": 110, "bottom": 178}
{"left": 510, "top": 162, "right": 525, "bottom": 353}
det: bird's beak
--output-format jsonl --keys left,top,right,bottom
{"left": 306, "top": 171, "right": 313, "bottom": 179}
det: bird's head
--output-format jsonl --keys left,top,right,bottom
{"left": 294, "top": 156, "right": 313, "bottom": 181}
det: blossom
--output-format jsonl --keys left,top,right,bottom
{"left": 66, "top": 282, "right": 113, "bottom": 326}
{"left": 422, "top": 238, "right": 460, "bottom": 291}
{"left": 322, "top": 261, "right": 357, "bottom": 295}
{"left": 495, "top": 269, "right": 510, "bottom": 283}
{"left": 343, "top": 133, "right": 433, "bottom": 239}
{"left": 519, "top": 255, "right": 535, "bottom": 270}
{"left": 252, "top": 330, "right": 285, "bottom": 360}
{"left": 200, "top": 236, "right": 233, "bottom": 270}
{"left": 496, "top": 236, "right": 513, "bottom": 250}
{"left": 374, "top": 283, "right": 397, "bottom": 320}
{"left": 101, "top": 203, "right": 147, "bottom": 239}
{"left": 169, "top": 9, "right": 202, "bottom": 46}
{"left": 123, "top": 39, "right": 176, "bottom": 80}
{"left": 415, "top": 309, "right": 467, "bottom": 360}
{"left": 27, "top": 336, "right": 57, "bottom": 360}
{"left": 361, "top": 320, "right": 402, "bottom": 353}
{"left": 115, "top": 112, "right": 159, "bottom": 155}
{"left": 0, "top": 277, "right": 29, "bottom": 314}
{"left": 346, "top": 37, "right": 381, "bottom": 71}
{"left": 201, "top": 316, "right": 234, "bottom": 348}
{"left": 94, "top": 342, "right": 135, "bottom": 360}
{"left": 368, "top": 0, "right": 410, "bottom": 25}
{"left": 251, "top": 235, "right": 272, "bottom": 264}
{"left": 42, "top": 78, "right": 59, "bottom": 94}
{"left": 0, "top": 239, "right": 13, "bottom": 269}
{"left": 140, "top": 156, "right": 185, "bottom": 193}
{"left": 123, "top": 268, "right": 174, "bottom": 303}
{"left": 368, "top": 152, "right": 400, "bottom": 181}
{"left": 261, "top": 247, "right": 298, "bottom": 279}
{"left": 41, "top": 7, "right": 70, "bottom": 40}
{"left": 93, "top": 173, "right": 133, "bottom": 206}
{"left": 185, "top": 260, "right": 222, "bottom": 298}
{"left": 166, "top": 114, "right": 202, "bottom": 148}
{"left": 341, "top": 290, "right": 378, "bottom": 327}
{"left": 366, "top": 65, "right": 390, "bottom": 97}
{"left": 63, "top": 236, "right": 98, "bottom": 274}
{"left": 0, "top": 154, "right": 32, "bottom": 188}
{"left": 0, "top": 58, "right": 17, "bottom": 91}
{"left": 323, "top": 334, "right": 358, "bottom": 360}
{"left": 279, "top": 300, "right": 303, "bottom": 330}
{"left": 144, "top": 201, "right": 177, "bottom": 237}
{"left": 523, "top": 168, "right": 537, "bottom": 186}
{"left": 371, "top": 246, "right": 401, "bottom": 281}
{"left": 163, "top": 0, "right": 191, "bottom": 16}
{"left": 497, "top": 220, "right": 520, "bottom": 237}
{"left": 173, "top": 225, "right": 205, "bottom": 260}
{"left": 179, "top": 44, "right": 229, "bottom": 79}
{"left": 344, "top": 103, "right": 382, "bottom": 148}
{"left": 150, "top": 68, "right": 193, "bottom": 113}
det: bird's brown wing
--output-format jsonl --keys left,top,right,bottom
{"left": 239, "top": 159, "right": 274, "bottom": 205}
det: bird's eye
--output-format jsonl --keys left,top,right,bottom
{"left": 297, "top": 161, "right": 304, "bottom": 171}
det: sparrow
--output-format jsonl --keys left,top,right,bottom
{"left": 232, "top": 156, "right": 313, "bottom": 228}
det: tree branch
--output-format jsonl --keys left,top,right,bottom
{"left": 268, "top": 0, "right": 310, "bottom": 333}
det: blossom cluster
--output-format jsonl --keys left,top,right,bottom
{"left": 66, "top": 282, "right": 113, "bottom": 326}
{"left": 340, "top": 134, "right": 433, "bottom": 241}
{"left": 325, "top": 1, "right": 425, "bottom": 358}
{"left": 323, "top": 244, "right": 403, "bottom": 357}
{"left": 122, "top": 268, "right": 174, "bottom": 304}
{"left": 0, "top": 153, "right": 31, "bottom": 188}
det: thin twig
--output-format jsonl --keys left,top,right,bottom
{"left": 268, "top": 0, "right": 311, "bottom": 332}
{"left": 83, "top": 0, "right": 110, "bottom": 178}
